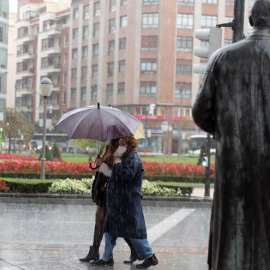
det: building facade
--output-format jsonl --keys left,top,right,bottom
{"left": 14, "top": 0, "right": 253, "bottom": 154}
{"left": 15, "top": 0, "right": 70, "bottom": 128}
{"left": 0, "top": 0, "right": 8, "bottom": 121}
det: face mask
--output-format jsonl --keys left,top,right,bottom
{"left": 114, "top": 145, "right": 127, "bottom": 157}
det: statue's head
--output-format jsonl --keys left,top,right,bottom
{"left": 250, "top": 0, "right": 270, "bottom": 28}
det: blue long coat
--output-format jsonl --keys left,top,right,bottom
{"left": 104, "top": 152, "right": 147, "bottom": 239}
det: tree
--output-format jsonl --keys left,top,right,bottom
{"left": 51, "top": 143, "right": 62, "bottom": 161}
{"left": 2, "top": 109, "right": 35, "bottom": 152}
{"left": 38, "top": 145, "right": 53, "bottom": 161}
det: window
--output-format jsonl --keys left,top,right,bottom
{"left": 142, "top": 13, "right": 159, "bottom": 28}
{"left": 143, "top": 0, "right": 159, "bottom": 5}
{"left": 175, "top": 83, "right": 191, "bottom": 98}
{"left": 202, "top": 0, "right": 218, "bottom": 3}
{"left": 109, "top": 19, "right": 116, "bottom": 34}
{"left": 93, "top": 44, "right": 99, "bottom": 58}
{"left": 119, "top": 37, "right": 126, "bottom": 50}
{"left": 72, "top": 48, "right": 78, "bottom": 59}
{"left": 71, "top": 88, "right": 76, "bottom": 99}
{"left": 176, "top": 36, "right": 193, "bottom": 52}
{"left": 81, "top": 87, "right": 86, "bottom": 101}
{"left": 92, "top": 65, "right": 98, "bottom": 79}
{"left": 119, "top": 60, "right": 126, "bottom": 72}
{"left": 140, "top": 82, "right": 157, "bottom": 96}
{"left": 226, "top": 0, "right": 234, "bottom": 5}
{"left": 176, "top": 59, "right": 192, "bottom": 75}
{"left": 178, "top": 0, "right": 194, "bottom": 5}
{"left": 91, "top": 85, "right": 97, "bottom": 100}
{"left": 73, "top": 8, "right": 79, "bottom": 19}
{"left": 43, "top": 20, "right": 54, "bottom": 31}
{"left": 93, "top": 23, "right": 99, "bottom": 38}
{"left": 82, "top": 46, "right": 88, "bottom": 60}
{"left": 141, "top": 36, "right": 158, "bottom": 50}
{"left": 107, "top": 62, "right": 114, "bottom": 77}
{"left": 83, "top": 5, "right": 89, "bottom": 19}
{"left": 83, "top": 26, "right": 89, "bottom": 40}
{"left": 110, "top": 0, "right": 117, "bottom": 12}
{"left": 141, "top": 59, "right": 157, "bottom": 74}
{"left": 120, "top": 16, "right": 128, "bottom": 28}
{"left": 64, "top": 53, "right": 68, "bottom": 66}
{"left": 224, "top": 39, "right": 232, "bottom": 46}
{"left": 18, "top": 27, "right": 28, "bottom": 38}
{"left": 121, "top": 0, "right": 128, "bottom": 5}
{"left": 177, "top": 14, "right": 194, "bottom": 29}
{"left": 71, "top": 68, "right": 77, "bottom": 79}
{"left": 201, "top": 15, "right": 218, "bottom": 27}
{"left": 72, "top": 28, "right": 78, "bottom": 39}
{"left": 118, "top": 82, "right": 125, "bottom": 94}
{"left": 25, "top": 10, "right": 38, "bottom": 20}
{"left": 107, "top": 84, "right": 113, "bottom": 99}
{"left": 225, "top": 17, "right": 233, "bottom": 23}
{"left": 64, "top": 34, "right": 68, "bottom": 47}
{"left": 94, "top": 2, "right": 101, "bottom": 16}
{"left": 81, "top": 66, "right": 87, "bottom": 81}
{"left": 108, "top": 40, "right": 115, "bottom": 55}
{"left": 63, "top": 74, "right": 67, "bottom": 84}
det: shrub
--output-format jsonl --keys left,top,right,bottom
{"left": 51, "top": 143, "right": 62, "bottom": 161}
{"left": 48, "top": 178, "right": 94, "bottom": 194}
{"left": 38, "top": 145, "right": 54, "bottom": 161}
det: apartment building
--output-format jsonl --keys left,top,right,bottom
{"left": 15, "top": 0, "right": 252, "bottom": 154}
{"left": 15, "top": 0, "right": 70, "bottom": 128}
{"left": 68, "top": 0, "right": 251, "bottom": 154}
{"left": 0, "top": 0, "right": 8, "bottom": 121}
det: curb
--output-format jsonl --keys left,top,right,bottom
{"left": 0, "top": 193, "right": 213, "bottom": 207}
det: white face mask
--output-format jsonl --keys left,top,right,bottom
{"left": 114, "top": 145, "right": 127, "bottom": 157}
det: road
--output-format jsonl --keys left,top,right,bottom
{"left": 0, "top": 200, "right": 212, "bottom": 270}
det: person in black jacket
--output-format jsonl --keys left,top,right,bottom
{"left": 92, "top": 137, "right": 158, "bottom": 269}
{"left": 79, "top": 138, "right": 138, "bottom": 264}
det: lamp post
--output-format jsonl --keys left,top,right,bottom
{"left": 40, "top": 78, "right": 52, "bottom": 179}
{"left": 161, "top": 121, "right": 173, "bottom": 157}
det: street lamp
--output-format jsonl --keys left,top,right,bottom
{"left": 161, "top": 121, "right": 173, "bottom": 156}
{"left": 40, "top": 78, "right": 52, "bottom": 179}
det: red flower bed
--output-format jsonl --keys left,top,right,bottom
{"left": 0, "top": 179, "right": 10, "bottom": 192}
{"left": 143, "top": 161, "right": 215, "bottom": 178}
{"left": 0, "top": 154, "right": 38, "bottom": 161}
{"left": 0, "top": 157, "right": 215, "bottom": 178}
{"left": 0, "top": 160, "right": 91, "bottom": 175}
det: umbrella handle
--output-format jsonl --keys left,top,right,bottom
{"left": 89, "top": 163, "right": 100, "bottom": 170}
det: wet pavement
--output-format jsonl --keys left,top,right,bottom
{"left": 0, "top": 191, "right": 213, "bottom": 270}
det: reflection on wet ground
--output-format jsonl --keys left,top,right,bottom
{"left": 0, "top": 201, "right": 211, "bottom": 270}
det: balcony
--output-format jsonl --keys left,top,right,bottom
{"left": 17, "top": 51, "right": 34, "bottom": 61}
{"left": 43, "top": 25, "right": 61, "bottom": 36}
{"left": 16, "top": 86, "right": 33, "bottom": 97}
{"left": 16, "top": 68, "right": 34, "bottom": 79}
{"left": 40, "top": 63, "right": 61, "bottom": 74}
{"left": 41, "top": 45, "right": 61, "bottom": 55}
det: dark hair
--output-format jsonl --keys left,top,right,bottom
{"left": 251, "top": 0, "right": 270, "bottom": 27}
{"left": 121, "top": 136, "right": 138, "bottom": 158}
{"left": 102, "top": 138, "right": 119, "bottom": 169}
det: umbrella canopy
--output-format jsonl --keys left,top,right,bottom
{"left": 55, "top": 103, "right": 143, "bottom": 142}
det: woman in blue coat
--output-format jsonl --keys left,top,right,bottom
{"left": 92, "top": 136, "right": 158, "bottom": 269}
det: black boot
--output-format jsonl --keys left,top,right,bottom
{"left": 79, "top": 246, "right": 100, "bottom": 262}
{"left": 136, "top": 254, "right": 158, "bottom": 269}
{"left": 123, "top": 237, "right": 139, "bottom": 264}
{"left": 90, "top": 256, "right": 114, "bottom": 266}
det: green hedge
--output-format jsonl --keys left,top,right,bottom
{"left": 3, "top": 178, "right": 56, "bottom": 193}
{"left": 145, "top": 175, "right": 215, "bottom": 183}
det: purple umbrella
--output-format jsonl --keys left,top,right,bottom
{"left": 54, "top": 103, "right": 142, "bottom": 142}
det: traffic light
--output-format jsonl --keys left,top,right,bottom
{"left": 148, "top": 103, "right": 156, "bottom": 115}
{"left": 202, "top": 156, "right": 208, "bottom": 167}
{"left": 193, "top": 27, "right": 222, "bottom": 75}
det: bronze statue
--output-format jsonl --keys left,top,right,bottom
{"left": 192, "top": 0, "right": 270, "bottom": 269}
